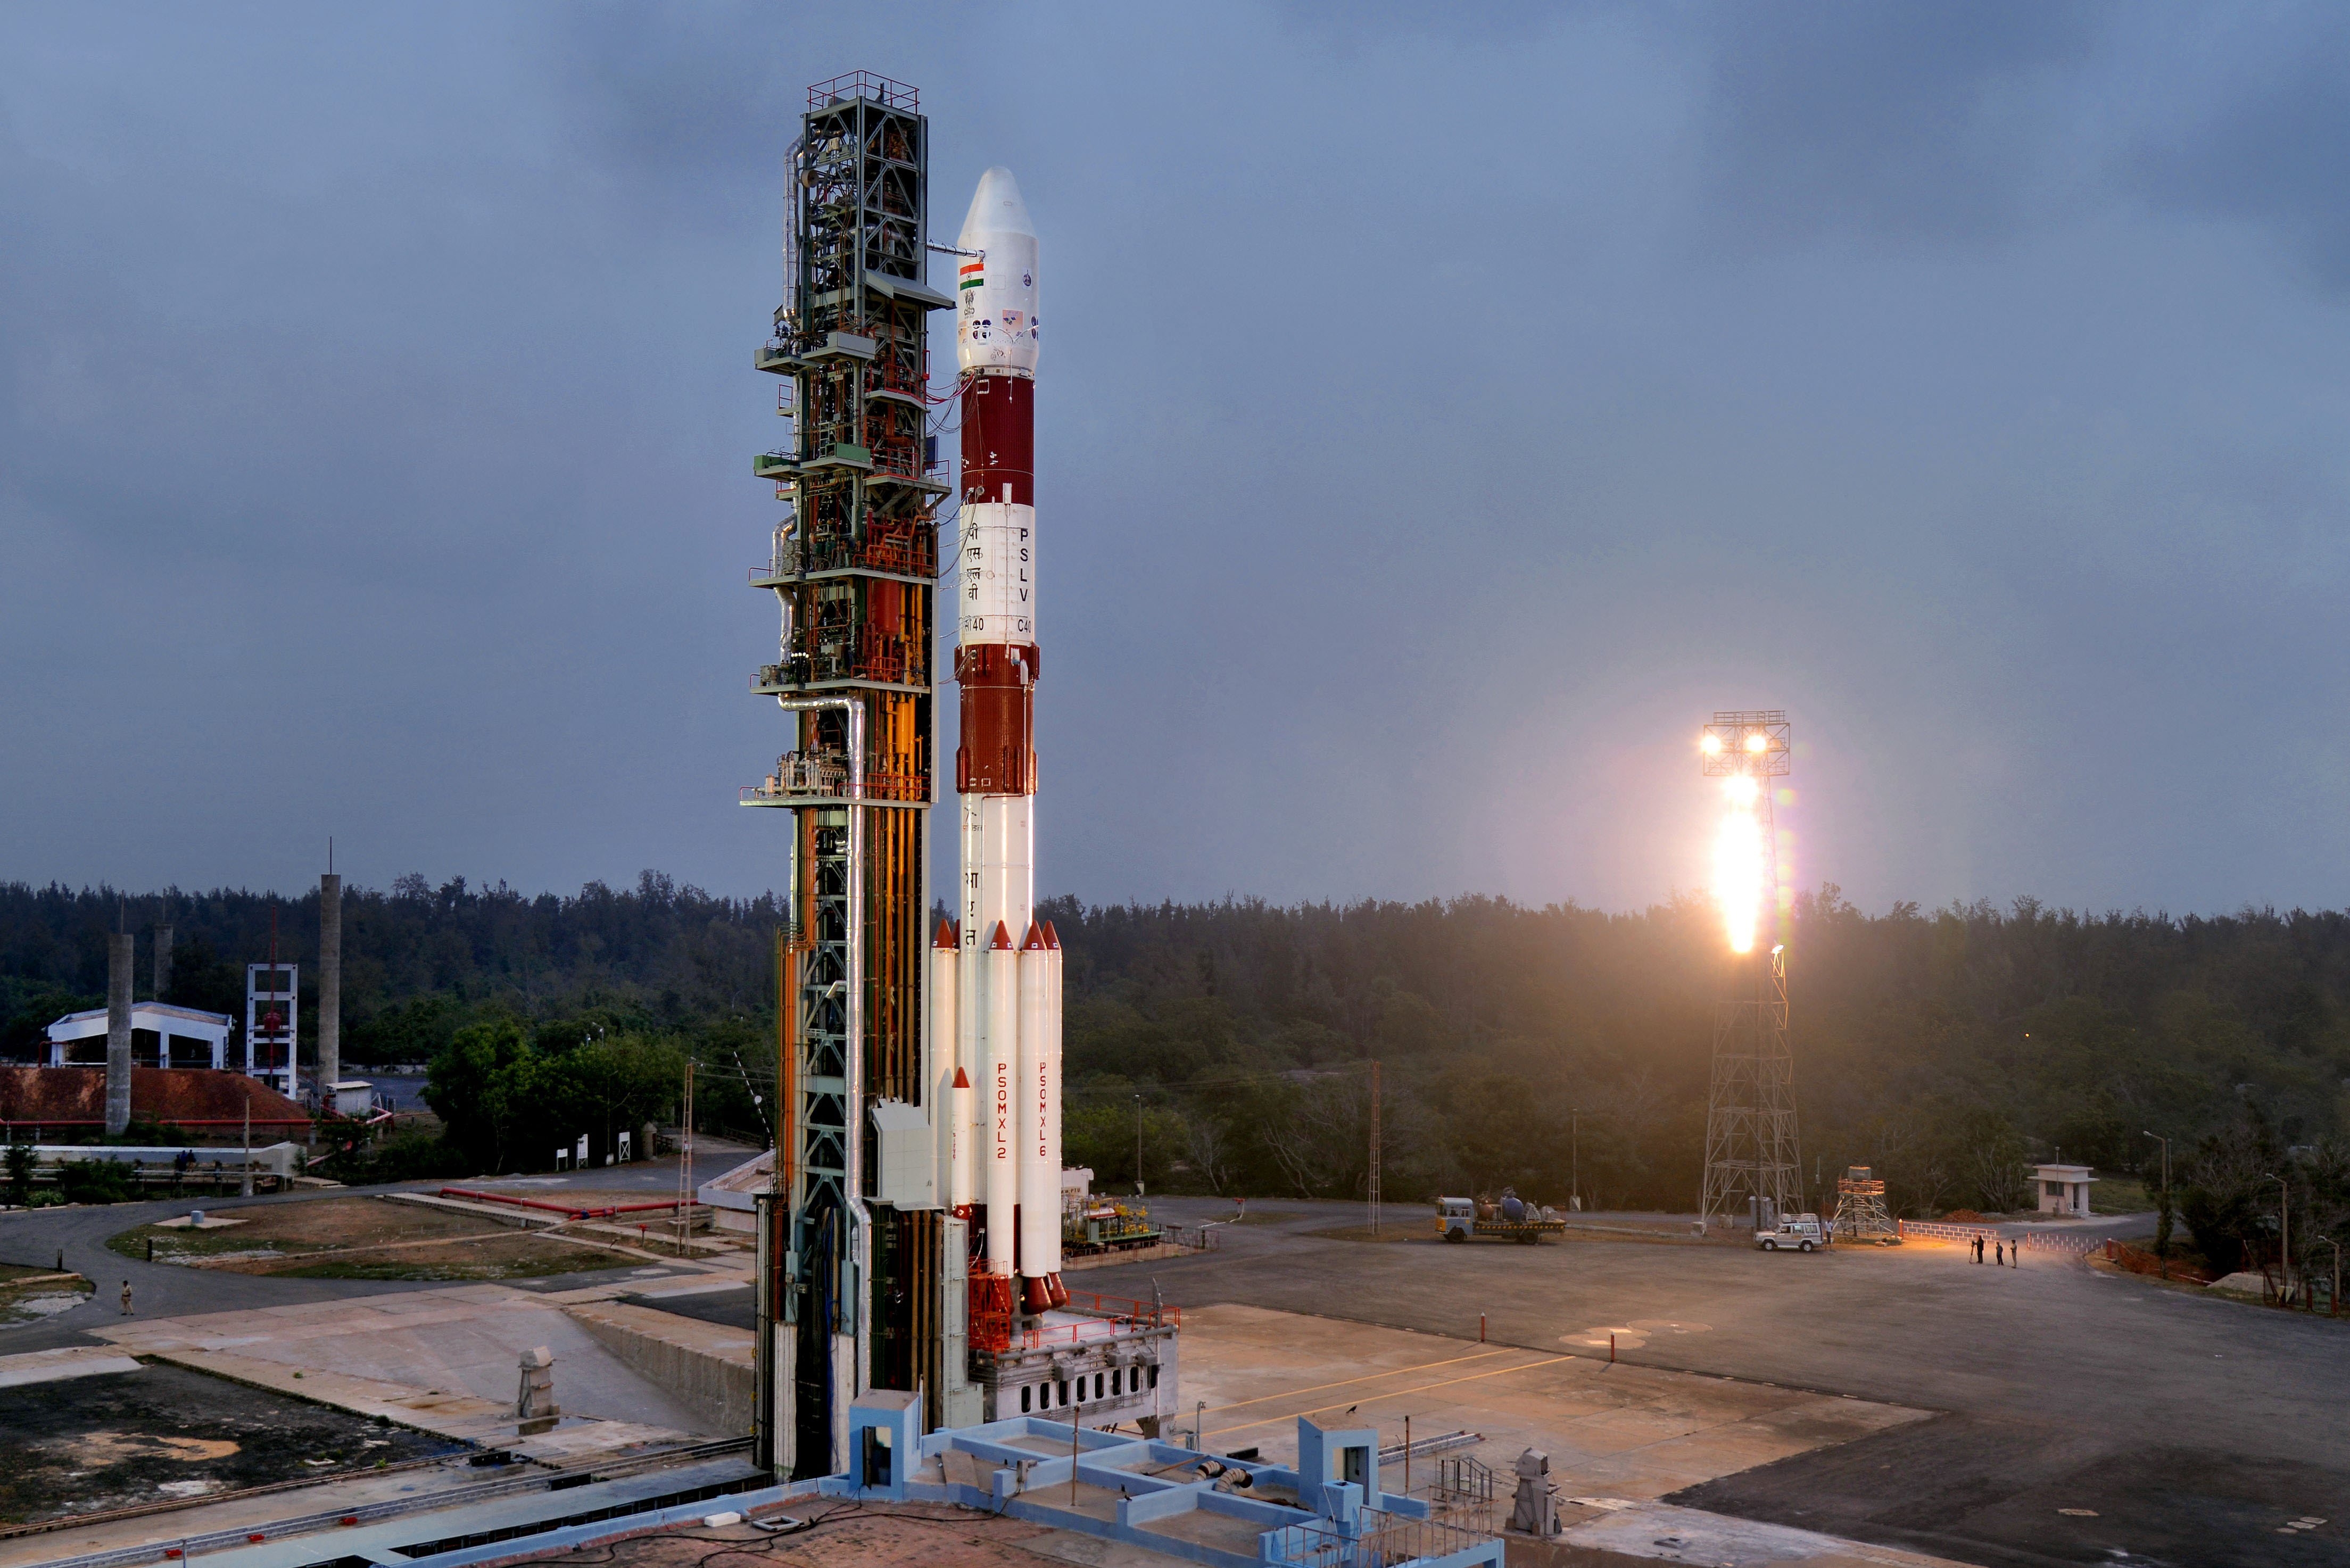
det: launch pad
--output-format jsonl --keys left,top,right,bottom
{"left": 739, "top": 69, "right": 1166, "bottom": 1487}
{"left": 969, "top": 1288, "right": 1181, "bottom": 1429}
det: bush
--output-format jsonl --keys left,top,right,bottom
{"left": 425, "top": 1015, "right": 684, "bottom": 1173}
{"left": 56, "top": 1159, "right": 136, "bottom": 1204}
{"left": 5, "top": 1140, "right": 32, "bottom": 1206}
{"left": 318, "top": 1130, "right": 475, "bottom": 1185}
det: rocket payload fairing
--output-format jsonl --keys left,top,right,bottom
{"left": 934, "top": 167, "right": 1068, "bottom": 1316}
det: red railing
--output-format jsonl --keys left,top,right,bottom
{"left": 965, "top": 1280, "right": 1176, "bottom": 1355}
{"left": 440, "top": 1187, "right": 693, "bottom": 1222}
{"left": 2, "top": 1118, "right": 312, "bottom": 1131}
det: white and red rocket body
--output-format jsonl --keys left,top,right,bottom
{"left": 931, "top": 168, "right": 1066, "bottom": 1316}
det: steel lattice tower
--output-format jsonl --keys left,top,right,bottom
{"left": 742, "top": 72, "right": 958, "bottom": 1478}
{"left": 1831, "top": 1164, "right": 1897, "bottom": 1243}
{"left": 1699, "top": 711, "right": 1802, "bottom": 1229}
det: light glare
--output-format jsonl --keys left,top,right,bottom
{"left": 1712, "top": 775, "right": 1767, "bottom": 953}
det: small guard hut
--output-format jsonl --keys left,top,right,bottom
{"left": 2033, "top": 1163, "right": 2097, "bottom": 1218}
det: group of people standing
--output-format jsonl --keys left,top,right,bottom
{"left": 1970, "top": 1232, "right": 2020, "bottom": 1267}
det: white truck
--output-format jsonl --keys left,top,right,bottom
{"left": 1754, "top": 1213, "right": 1829, "bottom": 1252}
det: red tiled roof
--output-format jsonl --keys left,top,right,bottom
{"left": 0, "top": 1067, "right": 311, "bottom": 1126}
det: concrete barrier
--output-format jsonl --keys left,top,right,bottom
{"left": 563, "top": 1301, "right": 754, "bottom": 1437}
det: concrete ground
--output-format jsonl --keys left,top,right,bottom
{"left": 1080, "top": 1197, "right": 2350, "bottom": 1567}
{"left": 11, "top": 1179, "right": 2340, "bottom": 1567}
{"left": 1178, "top": 1302, "right": 1930, "bottom": 1506}
{"left": 86, "top": 1282, "right": 722, "bottom": 1438}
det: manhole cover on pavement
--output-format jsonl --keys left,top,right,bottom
{"left": 1563, "top": 1325, "right": 1648, "bottom": 1349}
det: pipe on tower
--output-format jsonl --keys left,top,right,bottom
{"left": 774, "top": 692, "right": 870, "bottom": 1395}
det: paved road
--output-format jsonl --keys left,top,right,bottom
{"left": 1090, "top": 1197, "right": 2350, "bottom": 1568}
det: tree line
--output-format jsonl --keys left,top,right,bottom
{"left": 3, "top": 875, "right": 2344, "bottom": 1276}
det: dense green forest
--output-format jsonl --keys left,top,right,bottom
{"left": 3, "top": 875, "right": 2343, "bottom": 1273}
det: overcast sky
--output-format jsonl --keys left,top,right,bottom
{"left": 4, "top": 3, "right": 2347, "bottom": 917}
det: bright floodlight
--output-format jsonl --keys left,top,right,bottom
{"left": 1714, "top": 778, "right": 1767, "bottom": 953}
{"left": 1701, "top": 712, "right": 1789, "bottom": 777}
{"left": 1700, "top": 710, "right": 1790, "bottom": 953}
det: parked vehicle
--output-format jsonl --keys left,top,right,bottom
{"left": 1435, "top": 1191, "right": 1567, "bottom": 1245}
{"left": 1755, "top": 1213, "right": 1829, "bottom": 1252}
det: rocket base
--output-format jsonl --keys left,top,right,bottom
{"left": 971, "top": 1309, "right": 1179, "bottom": 1430}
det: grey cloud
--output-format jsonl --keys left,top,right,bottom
{"left": 1697, "top": 1, "right": 2112, "bottom": 245}
{"left": 4, "top": 2, "right": 2350, "bottom": 921}
{"left": 2126, "top": 19, "right": 2350, "bottom": 289}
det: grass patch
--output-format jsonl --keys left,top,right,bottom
{"left": 110, "top": 1196, "right": 656, "bottom": 1281}
{"left": 0, "top": 1274, "right": 93, "bottom": 1325}
{"left": 2091, "top": 1175, "right": 2154, "bottom": 1214}
{"left": 275, "top": 1244, "right": 641, "bottom": 1281}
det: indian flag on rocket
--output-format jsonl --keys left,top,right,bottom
{"left": 959, "top": 260, "right": 984, "bottom": 291}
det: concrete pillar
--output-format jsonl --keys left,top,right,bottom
{"left": 318, "top": 874, "right": 342, "bottom": 1096}
{"left": 153, "top": 924, "right": 173, "bottom": 1004}
{"left": 106, "top": 933, "right": 134, "bottom": 1137}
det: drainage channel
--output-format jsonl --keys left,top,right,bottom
{"left": 37, "top": 1440, "right": 756, "bottom": 1568}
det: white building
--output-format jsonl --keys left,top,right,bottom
{"left": 2033, "top": 1163, "right": 2097, "bottom": 1218}
{"left": 46, "top": 1003, "right": 235, "bottom": 1070}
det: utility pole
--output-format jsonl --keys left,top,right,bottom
{"left": 1570, "top": 1109, "right": 1579, "bottom": 1212}
{"left": 2274, "top": 1174, "right": 2291, "bottom": 1306}
{"left": 1368, "top": 1060, "right": 1381, "bottom": 1237}
{"left": 2143, "top": 1131, "right": 2171, "bottom": 1262}
{"left": 677, "top": 1064, "right": 696, "bottom": 1255}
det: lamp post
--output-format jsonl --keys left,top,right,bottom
{"left": 1570, "top": 1109, "right": 1579, "bottom": 1213}
{"left": 2142, "top": 1131, "right": 2172, "bottom": 1264}
{"left": 2262, "top": 1173, "right": 2291, "bottom": 1307}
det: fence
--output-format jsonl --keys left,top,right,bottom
{"left": 1161, "top": 1224, "right": 1221, "bottom": 1253}
{"left": 1898, "top": 1219, "right": 2107, "bottom": 1255}
{"left": 1277, "top": 1508, "right": 1500, "bottom": 1568}
{"left": 1430, "top": 1453, "right": 1497, "bottom": 1535}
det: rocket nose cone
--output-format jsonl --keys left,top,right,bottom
{"left": 959, "top": 165, "right": 1035, "bottom": 245}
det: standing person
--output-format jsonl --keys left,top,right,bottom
{"left": 2013, "top": 1239, "right": 2020, "bottom": 1269}
{"left": 1994, "top": 1241, "right": 2004, "bottom": 1267}
{"left": 119, "top": 1279, "right": 133, "bottom": 1315}
{"left": 1973, "top": 1234, "right": 1983, "bottom": 1264}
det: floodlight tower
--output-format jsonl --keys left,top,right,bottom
{"left": 1698, "top": 710, "right": 1801, "bottom": 1230}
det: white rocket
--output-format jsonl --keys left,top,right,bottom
{"left": 932, "top": 168, "right": 1065, "bottom": 1314}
